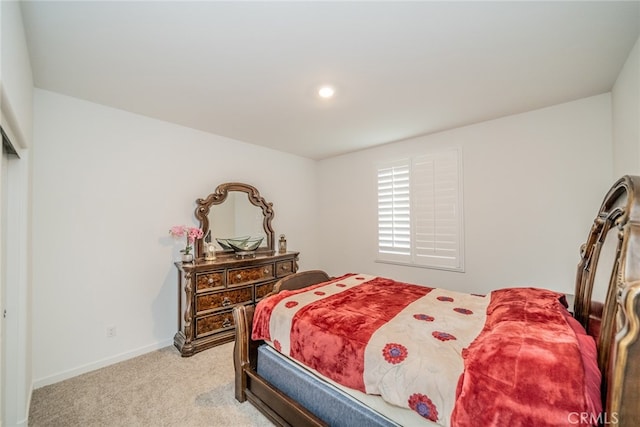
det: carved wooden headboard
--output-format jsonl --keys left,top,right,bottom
{"left": 573, "top": 175, "right": 640, "bottom": 424}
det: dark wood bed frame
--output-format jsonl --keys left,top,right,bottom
{"left": 233, "top": 176, "right": 640, "bottom": 426}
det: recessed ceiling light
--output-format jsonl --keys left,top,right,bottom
{"left": 318, "top": 86, "right": 335, "bottom": 99}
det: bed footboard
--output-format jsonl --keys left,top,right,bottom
{"left": 233, "top": 304, "right": 327, "bottom": 427}
{"left": 233, "top": 304, "right": 256, "bottom": 402}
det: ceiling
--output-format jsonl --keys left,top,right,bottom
{"left": 20, "top": 1, "right": 640, "bottom": 160}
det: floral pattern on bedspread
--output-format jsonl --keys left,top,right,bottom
{"left": 252, "top": 274, "right": 490, "bottom": 426}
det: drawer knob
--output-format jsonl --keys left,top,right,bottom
{"left": 208, "top": 278, "right": 214, "bottom": 284}
{"left": 236, "top": 274, "right": 242, "bottom": 280}
{"left": 281, "top": 265, "right": 289, "bottom": 271}
{"left": 222, "top": 318, "right": 232, "bottom": 328}
{"left": 264, "top": 268, "right": 269, "bottom": 274}
{"left": 222, "top": 297, "right": 231, "bottom": 306}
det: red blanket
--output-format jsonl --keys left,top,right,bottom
{"left": 253, "top": 276, "right": 601, "bottom": 426}
{"left": 252, "top": 274, "right": 435, "bottom": 390}
{"left": 451, "top": 287, "right": 601, "bottom": 426}
{"left": 253, "top": 274, "right": 491, "bottom": 425}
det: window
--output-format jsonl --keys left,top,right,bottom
{"left": 376, "top": 148, "right": 464, "bottom": 271}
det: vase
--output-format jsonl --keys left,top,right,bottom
{"left": 181, "top": 253, "right": 193, "bottom": 263}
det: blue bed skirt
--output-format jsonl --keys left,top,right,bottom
{"left": 256, "top": 344, "right": 398, "bottom": 427}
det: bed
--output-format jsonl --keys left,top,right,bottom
{"left": 233, "top": 175, "right": 640, "bottom": 426}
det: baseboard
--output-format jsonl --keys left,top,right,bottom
{"left": 32, "top": 338, "right": 174, "bottom": 389}
{"left": 17, "top": 383, "right": 33, "bottom": 427}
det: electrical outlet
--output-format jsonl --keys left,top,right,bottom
{"left": 106, "top": 326, "right": 117, "bottom": 338}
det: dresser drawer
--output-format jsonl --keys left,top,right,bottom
{"left": 195, "top": 271, "right": 225, "bottom": 292}
{"left": 228, "top": 263, "right": 274, "bottom": 286}
{"left": 195, "top": 309, "right": 235, "bottom": 338}
{"left": 276, "top": 260, "right": 295, "bottom": 278}
{"left": 255, "top": 280, "right": 277, "bottom": 301}
{"left": 196, "top": 286, "right": 253, "bottom": 314}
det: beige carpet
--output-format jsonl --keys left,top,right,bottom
{"left": 29, "top": 342, "right": 273, "bottom": 426}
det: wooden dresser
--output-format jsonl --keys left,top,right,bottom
{"left": 174, "top": 251, "right": 299, "bottom": 356}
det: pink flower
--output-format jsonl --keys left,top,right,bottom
{"left": 169, "top": 225, "right": 186, "bottom": 237}
{"left": 187, "top": 227, "right": 204, "bottom": 243}
{"left": 169, "top": 225, "right": 203, "bottom": 255}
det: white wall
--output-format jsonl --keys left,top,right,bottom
{"left": 317, "top": 94, "right": 613, "bottom": 296}
{"left": 1, "top": 0, "right": 33, "bottom": 150}
{"left": 612, "top": 36, "right": 640, "bottom": 177}
{"left": 31, "top": 89, "right": 320, "bottom": 387}
{"left": 0, "top": 1, "right": 33, "bottom": 426}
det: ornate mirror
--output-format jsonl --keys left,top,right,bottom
{"left": 194, "top": 183, "right": 275, "bottom": 258}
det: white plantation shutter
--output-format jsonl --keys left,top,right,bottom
{"left": 377, "top": 160, "right": 411, "bottom": 262}
{"left": 412, "top": 150, "right": 463, "bottom": 270}
{"left": 377, "top": 149, "right": 464, "bottom": 271}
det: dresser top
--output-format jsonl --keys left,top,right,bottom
{"left": 175, "top": 251, "right": 299, "bottom": 272}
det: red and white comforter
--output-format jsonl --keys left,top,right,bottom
{"left": 252, "top": 273, "right": 601, "bottom": 426}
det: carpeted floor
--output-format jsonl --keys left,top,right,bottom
{"left": 29, "top": 342, "right": 272, "bottom": 426}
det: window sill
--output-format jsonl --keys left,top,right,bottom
{"left": 375, "top": 259, "right": 465, "bottom": 273}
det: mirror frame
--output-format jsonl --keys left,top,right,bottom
{"left": 194, "top": 182, "right": 275, "bottom": 258}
